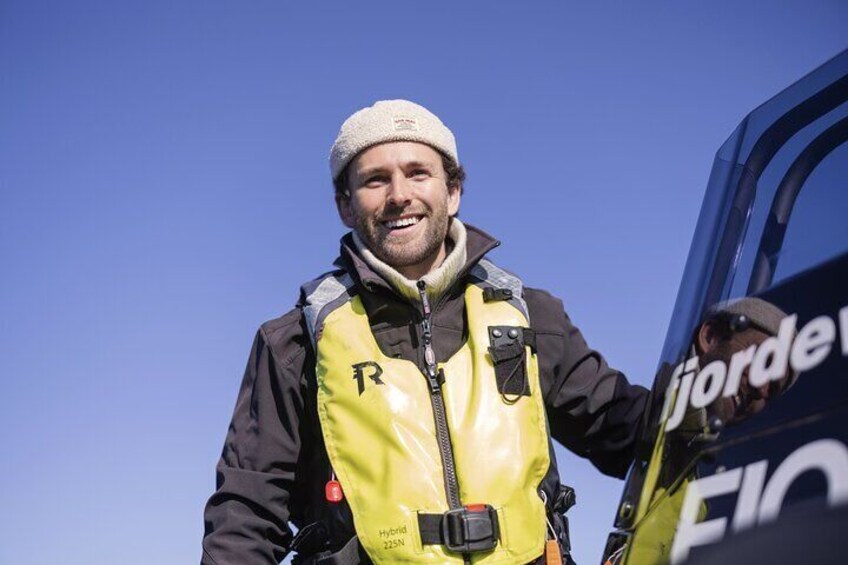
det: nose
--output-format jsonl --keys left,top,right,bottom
{"left": 385, "top": 172, "right": 413, "bottom": 207}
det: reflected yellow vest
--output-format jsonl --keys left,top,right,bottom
{"left": 305, "top": 264, "right": 551, "bottom": 564}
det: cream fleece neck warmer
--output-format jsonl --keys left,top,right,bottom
{"left": 352, "top": 219, "right": 468, "bottom": 303}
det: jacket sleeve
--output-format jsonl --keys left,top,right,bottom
{"left": 526, "top": 288, "right": 649, "bottom": 479}
{"left": 201, "top": 311, "right": 309, "bottom": 565}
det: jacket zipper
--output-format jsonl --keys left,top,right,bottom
{"left": 416, "top": 280, "right": 462, "bottom": 510}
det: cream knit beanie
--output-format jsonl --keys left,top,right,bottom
{"left": 330, "top": 100, "right": 459, "bottom": 180}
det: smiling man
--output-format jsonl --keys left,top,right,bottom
{"left": 202, "top": 100, "right": 648, "bottom": 565}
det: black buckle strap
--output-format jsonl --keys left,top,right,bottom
{"left": 482, "top": 287, "right": 513, "bottom": 302}
{"left": 315, "top": 536, "right": 361, "bottom": 565}
{"left": 418, "top": 505, "right": 500, "bottom": 554}
{"left": 293, "top": 535, "right": 362, "bottom": 565}
{"left": 291, "top": 521, "right": 330, "bottom": 558}
{"left": 522, "top": 328, "right": 536, "bottom": 353}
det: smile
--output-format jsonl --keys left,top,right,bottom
{"left": 382, "top": 216, "right": 423, "bottom": 230}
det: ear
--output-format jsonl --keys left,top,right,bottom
{"left": 336, "top": 192, "right": 356, "bottom": 228}
{"left": 447, "top": 183, "right": 461, "bottom": 216}
{"left": 697, "top": 320, "right": 720, "bottom": 355}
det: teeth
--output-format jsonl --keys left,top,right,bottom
{"left": 384, "top": 217, "right": 420, "bottom": 229}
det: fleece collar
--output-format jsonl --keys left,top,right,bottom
{"left": 335, "top": 220, "right": 501, "bottom": 303}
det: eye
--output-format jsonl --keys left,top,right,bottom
{"left": 409, "top": 168, "right": 430, "bottom": 180}
{"left": 363, "top": 175, "right": 388, "bottom": 188}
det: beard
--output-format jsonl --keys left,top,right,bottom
{"left": 354, "top": 196, "right": 452, "bottom": 270}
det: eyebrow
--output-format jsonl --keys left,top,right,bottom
{"left": 355, "top": 166, "right": 389, "bottom": 179}
{"left": 355, "top": 160, "right": 435, "bottom": 179}
{"left": 404, "top": 160, "right": 435, "bottom": 170}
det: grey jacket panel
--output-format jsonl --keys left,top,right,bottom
{"left": 469, "top": 257, "right": 530, "bottom": 321}
{"left": 201, "top": 224, "right": 649, "bottom": 565}
{"left": 301, "top": 271, "right": 355, "bottom": 348}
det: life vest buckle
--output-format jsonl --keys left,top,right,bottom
{"left": 441, "top": 504, "right": 500, "bottom": 554}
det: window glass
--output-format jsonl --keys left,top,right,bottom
{"left": 772, "top": 140, "right": 848, "bottom": 282}
{"left": 729, "top": 101, "right": 848, "bottom": 297}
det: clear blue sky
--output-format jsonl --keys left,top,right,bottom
{"left": 1, "top": 2, "right": 846, "bottom": 564}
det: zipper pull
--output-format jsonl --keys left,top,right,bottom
{"left": 416, "top": 280, "right": 441, "bottom": 392}
{"left": 417, "top": 279, "right": 432, "bottom": 317}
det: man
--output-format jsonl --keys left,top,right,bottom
{"left": 619, "top": 297, "right": 795, "bottom": 565}
{"left": 202, "top": 100, "right": 648, "bottom": 565}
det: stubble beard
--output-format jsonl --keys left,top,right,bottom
{"left": 356, "top": 199, "right": 451, "bottom": 270}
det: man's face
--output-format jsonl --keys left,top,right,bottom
{"left": 699, "top": 323, "right": 775, "bottom": 423}
{"left": 338, "top": 141, "right": 461, "bottom": 278}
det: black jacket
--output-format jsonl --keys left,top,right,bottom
{"left": 202, "top": 224, "right": 648, "bottom": 565}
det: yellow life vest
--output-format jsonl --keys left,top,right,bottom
{"left": 302, "top": 260, "right": 551, "bottom": 564}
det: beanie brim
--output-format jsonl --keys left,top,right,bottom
{"left": 330, "top": 100, "right": 458, "bottom": 180}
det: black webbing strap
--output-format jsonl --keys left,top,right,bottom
{"left": 417, "top": 513, "right": 444, "bottom": 545}
{"left": 482, "top": 287, "right": 514, "bottom": 302}
{"left": 522, "top": 328, "right": 536, "bottom": 352}
{"left": 291, "top": 521, "right": 329, "bottom": 557}
{"left": 314, "top": 535, "right": 361, "bottom": 565}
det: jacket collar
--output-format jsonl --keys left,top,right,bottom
{"left": 333, "top": 222, "right": 501, "bottom": 295}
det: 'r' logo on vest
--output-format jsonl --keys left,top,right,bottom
{"left": 352, "top": 361, "right": 384, "bottom": 395}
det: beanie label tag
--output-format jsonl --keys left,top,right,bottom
{"left": 392, "top": 116, "right": 419, "bottom": 131}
